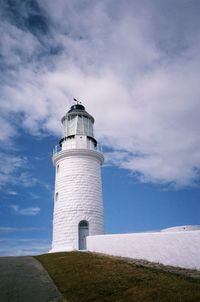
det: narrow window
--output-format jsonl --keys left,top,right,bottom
{"left": 55, "top": 192, "right": 59, "bottom": 202}
{"left": 57, "top": 165, "right": 60, "bottom": 173}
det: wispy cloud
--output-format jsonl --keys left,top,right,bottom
{"left": 0, "top": 152, "right": 39, "bottom": 190}
{"left": 0, "top": 227, "right": 45, "bottom": 233}
{"left": 0, "top": 1, "right": 200, "bottom": 187}
{"left": 10, "top": 205, "right": 40, "bottom": 215}
{"left": 0, "top": 238, "right": 50, "bottom": 256}
{"left": 7, "top": 190, "right": 18, "bottom": 196}
{"left": 29, "top": 192, "right": 40, "bottom": 200}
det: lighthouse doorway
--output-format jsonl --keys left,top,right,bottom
{"left": 79, "top": 220, "right": 89, "bottom": 250}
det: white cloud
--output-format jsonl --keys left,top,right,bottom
{"left": 29, "top": 192, "right": 40, "bottom": 200}
{"left": 1, "top": 1, "right": 200, "bottom": 187}
{"left": 0, "top": 227, "right": 45, "bottom": 232}
{"left": 7, "top": 190, "right": 18, "bottom": 195}
{"left": 0, "top": 153, "right": 25, "bottom": 187}
{"left": 0, "top": 117, "right": 17, "bottom": 142}
{"left": 10, "top": 205, "right": 40, "bottom": 215}
{"left": 0, "top": 238, "right": 50, "bottom": 256}
{"left": 0, "top": 152, "right": 39, "bottom": 190}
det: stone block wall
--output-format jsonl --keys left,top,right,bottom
{"left": 50, "top": 150, "right": 104, "bottom": 252}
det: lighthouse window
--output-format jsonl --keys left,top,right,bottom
{"left": 57, "top": 165, "right": 60, "bottom": 173}
{"left": 55, "top": 192, "right": 59, "bottom": 202}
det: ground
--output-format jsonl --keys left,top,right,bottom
{"left": 0, "top": 256, "right": 62, "bottom": 302}
{"left": 36, "top": 251, "right": 200, "bottom": 302}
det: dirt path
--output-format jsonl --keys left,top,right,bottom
{"left": 0, "top": 256, "right": 63, "bottom": 302}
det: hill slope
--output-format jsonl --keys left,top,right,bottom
{"left": 36, "top": 252, "right": 200, "bottom": 302}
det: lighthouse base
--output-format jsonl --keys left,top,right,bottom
{"left": 49, "top": 245, "right": 76, "bottom": 253}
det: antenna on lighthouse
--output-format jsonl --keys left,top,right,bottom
{"left": 73, "top": 98, "right": 82, "bottom": 105}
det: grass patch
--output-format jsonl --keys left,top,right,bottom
{"left": 35, "top": 252, "right": 200, "bottom": 302}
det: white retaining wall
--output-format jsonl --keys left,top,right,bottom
{"left": 87, "top": 231, "right": 200, "bottom": 269}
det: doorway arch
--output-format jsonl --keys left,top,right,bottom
{"left": 78, "top": 220, "right": 89, "bottom": 250}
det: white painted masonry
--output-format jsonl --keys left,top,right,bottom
{"left": 161, "top": 225, "right": 200, "bottom": 232}
{"left": 50, "top": 102, "right": 199, "bottom": 271}
{"left": 87, "top": 230, "right": 200, "bottom": 269}
{"left": 50, "top": 104, "right": 104, "bottom": 252}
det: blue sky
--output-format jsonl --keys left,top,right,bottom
{"left": 0, "top": 0, "right": 200, "bottom": 255}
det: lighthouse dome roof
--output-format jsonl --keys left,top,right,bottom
{"left": 62, "top": 103, "right": 95, "bottom": 123}
{"left": 68, "top": 104, "right": 85, "bottom": 112}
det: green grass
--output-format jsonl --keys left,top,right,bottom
{"left": 35, "top": 252, "right": 200, "bottom": 302}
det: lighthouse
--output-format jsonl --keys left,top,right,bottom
{"left": 50, "top": 101, "right": 104, "bottom": 252}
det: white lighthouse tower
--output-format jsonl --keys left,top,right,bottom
{"left": 50, "top": 101, "right": 104, "bottom": 252}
